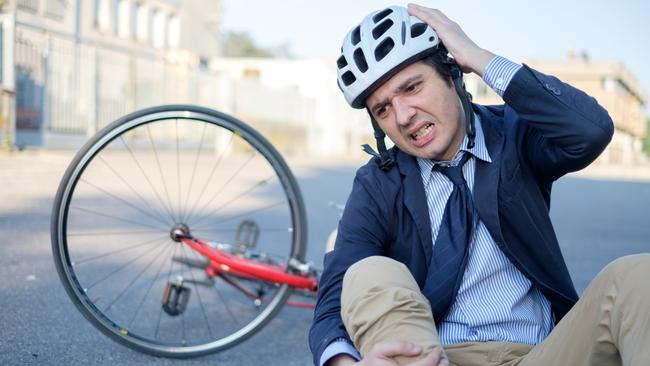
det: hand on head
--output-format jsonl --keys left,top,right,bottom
{"left": 407, "top": 3, "right": 495, "bottom": 76}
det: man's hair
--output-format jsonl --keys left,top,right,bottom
{"left": 421, "top": 52, "right": 454, "bottom": 88}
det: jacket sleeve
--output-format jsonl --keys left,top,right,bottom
{"left": 309, "top": 165, "right": 390, "bottom": 365}
{"left": 502, "top": 64, "right": 614, "bottom": 182}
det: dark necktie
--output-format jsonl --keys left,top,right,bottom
{"left": 422, "top": 152, "right": 475, "bottom": 322}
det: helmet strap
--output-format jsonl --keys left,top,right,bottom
{"left": 362, "top": 108, "right": 395, "bottom": 171}
{"left": 450, "top": 64, "right": 476, "bottom": 149}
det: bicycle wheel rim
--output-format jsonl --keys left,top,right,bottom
{"left": 51, "top": 105, "right": 307, "bottom": 357}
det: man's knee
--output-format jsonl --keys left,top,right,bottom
{"left": 341, "top": 256, "right": 422, "bottom": 314}
{"left": 343, "top": 256, "right": 416, "bottom": 295}
{"left": 597, "top": 254, "right": 650, "bottom": 286}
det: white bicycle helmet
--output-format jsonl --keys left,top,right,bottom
{"left": 337, "top": 5, "right": 442, "bottom": 109}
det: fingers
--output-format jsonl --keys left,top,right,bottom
{"left": 407, "top": 346, "right": 450, "bottom": 366}
{"left": 407, "top": 4, "right": 453, "bottom": 29}
{"left": 370, "top": 340, "right": 423, "bottom": 358}
{"left": 405, "top": 2, "right": 493, "bottom": 76}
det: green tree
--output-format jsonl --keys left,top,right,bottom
{"left": 643, "top": 118, "right": 650, "bottom": 156}
{"left": 222, "top": 31, "right": 271, "bottom": 57}
{"left": 222, "top": 31, "right": 292, "bottom": 58}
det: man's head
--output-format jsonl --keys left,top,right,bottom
{"left": 366, "top": 58, "right": 465, "bottom": 161}
{"left": 336, "top": 5, "right": 473, "bottom": 163}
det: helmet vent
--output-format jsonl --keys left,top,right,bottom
{"left": 341, "top": 71, "right": 356, "bottom": 86}
{"left": 372, "top": 8, "right": 393, "bottom": 23}
{"left": 374, "top": 38, "right": 395, "bottom": 62}
{"left": 401, "top": 21, "right": 406, "bottom": 45}
{"left": 353, "top": 48, "right": 369, "bottom": 72}
{"left": 372, "top": 19, "right": 394, "bottom": 40}
{"left": 351, "top": 26, "right": 361, "bottom": 46}
{"left": 337, "top": 55, "right": 348, "bottom": 69}
{"left": 411, "top": 22, "right": 427, "bottom": 38}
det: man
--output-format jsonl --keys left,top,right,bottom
{"left": 309, "top": 4, "right": 650, "bottom": 366}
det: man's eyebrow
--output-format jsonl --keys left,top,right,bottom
{"left": 370, "top": 74, "right": 424, "bottom": 115}
{"left": 395, "top": 74, "right": 424, "bottom": 93}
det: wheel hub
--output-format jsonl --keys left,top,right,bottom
{"left": 170, "top": 223, "right": 191, "bottom": 242}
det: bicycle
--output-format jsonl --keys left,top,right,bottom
{"left": 51, "top": 105, "right": 321, "bottom": 358}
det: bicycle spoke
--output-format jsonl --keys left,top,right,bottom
{"left": 128, "top": 242, "right": 177, "bottom": 328}
{"left": 189, "top": 174, "right": 276, "bottom": 228}
{"left": 70, "top": 206, "right": 167, "bottom": 232}
{"left": 183, "top": 134, "right": 235, "bottom": 223}
{"left": 179, "top": 241, "right": 187, "bottom": 345}
{"left": 180, "top": 123, "right": 207, "bottom": 224}
{"left": 103, "top": 239, "right": 172, "bottom": 313}
{"left": 68, "top": 229, "right": 163, "bottom": 237}
{"left": 80, "top": 178, "right": 170, "bottom": 228}
{"left": 143, "top": 126, "right": 178, "bottom": 222}
{"left": 196, "top": 201, "right": 286, "bottom": 227}
{"left": 97, "top": 155, "right": 173, "bottom": 225}
{"left": 186, "top": 151, "right": 256, "bottom": 225}
{"left": 181, "top": 245, "right": 214, "bottom": 338}
{"left": 120, "top": 135, "right": 176, "bottom": 222}
{"left": 155, "top": 243, "right": 180, "bottom": 340}
{"left": 175, "top": 119, "right": 182, "bottom": 225}
{"left": 191, "top": 226, "right": 292, "bottom": 233}
{"left": 86, "top": 240, "right": 166, "bottom": 290}
{"left": 73, "top": 235, "right": 166, "bottom": 265}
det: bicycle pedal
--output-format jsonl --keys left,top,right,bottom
{"left": 162, "top": 282, "right": 191, "bottom": 316}
{"left": 235, "top": 220, "right": 260, "bottom": 249}
{"left": 171, "top": 255, "right": 209, "bottom": 269}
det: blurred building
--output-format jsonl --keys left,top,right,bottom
{"left": 210, "top": 57, "right": 370, "bottom": 156}
{"left": 466, "top": 55, "right": 647, "bottom": 165}
{"left": 0, "top": 0, "right": 222, "bottom": 148}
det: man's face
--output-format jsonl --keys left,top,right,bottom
{"left": 366, "top": 61, "right": 465, "bottom": 161}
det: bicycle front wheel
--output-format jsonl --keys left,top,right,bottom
{"left": 51, "top": 105, "right": 307, "bottom": 358}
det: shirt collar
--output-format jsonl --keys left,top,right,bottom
{"left": 417, "top": 114, "right": 492, "bottom": 184}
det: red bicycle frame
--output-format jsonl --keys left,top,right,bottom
{"left": 180, "top": 235, "right": 319, "bottom": 307}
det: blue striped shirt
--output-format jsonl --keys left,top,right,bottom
{"left": 319, "top": 56, "right": 545, "bottom": 366}
{"left": 417, "top": 114, "right": 554, "bottom": 346}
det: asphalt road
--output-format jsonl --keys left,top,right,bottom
{"left": 1, "top": 151, "right": 649, "bottom": 365}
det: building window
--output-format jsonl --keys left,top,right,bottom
{"left": 135, "top": 3, "right": 149, "bottom": 42}
{"left": 44, "top": 0, "right": 66, "bottom": 19}
{"left": 152, "top": 10, "right": 167, "bottom": 48}
{"left": 17, "top": 0, "right": 40, "bottom": 12}
{"left": 167, "top": 15, "right": 180, "bottom": 48}
{"left": 97, "top": 0, "right": 112, "bottom": 32}
{"left": 117, "top": 0, "right": 130, "bottom": 38}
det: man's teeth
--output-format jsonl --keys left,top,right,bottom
{"left": 412, "top": 124, "right": 432, "bottom": 139}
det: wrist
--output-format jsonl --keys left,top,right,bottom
{"left": 467, "top": 48, "right": 496, "bottom": 77}
{"left": 326, "top": 354, "right": 358, "bottom": 366}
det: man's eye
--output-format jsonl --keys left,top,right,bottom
{"left": 376, "top": 106, "right": 388, "bottom": 118}
{"left": 406, "top": 82, "right": 419, "bottom": 92}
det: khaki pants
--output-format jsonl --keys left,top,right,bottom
{"left": 341, "top": 255, "right": 650, "bottom": 366}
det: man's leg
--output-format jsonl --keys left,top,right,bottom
{"left": 341, "top": 256, "right": 441, "bottom": 364}
{"left": 521, "top": 254, "right": 650, "bottom": 366}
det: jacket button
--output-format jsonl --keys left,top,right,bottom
{"left": 544, "top": 82, "right": 561, "bottom": 95}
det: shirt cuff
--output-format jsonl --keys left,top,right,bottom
{"left": 319, "top": 339, "right": 362, "bottom": 366}
{"left": 482, "top": 55, "right": 522, "bottom": 97}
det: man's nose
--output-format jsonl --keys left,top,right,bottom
{"left": 394, "top": 98, "right": 416, "bottom": 126}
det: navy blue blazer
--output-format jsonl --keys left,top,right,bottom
{"left": 309, "top": 65, "right": 614, "bottom": 365}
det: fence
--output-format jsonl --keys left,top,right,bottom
{"left": 14, "top": 28, "right": 221, "bottom": 138}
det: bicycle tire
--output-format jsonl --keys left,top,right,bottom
{"left": 51, "top": 105, "right": 307, "bottom": 358}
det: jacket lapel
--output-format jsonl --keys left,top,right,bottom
{"left": 396, "top": 150, "right": 434, "bottom": 263}
{"left": 395, "top": 105, "right": 506, "bottom": 265}
{"left": 473, "top": 105, "right": 506, "bottom": 244}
